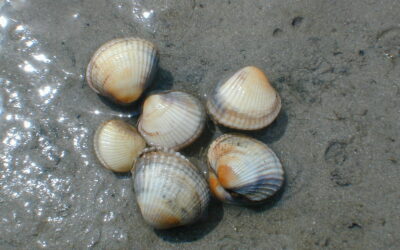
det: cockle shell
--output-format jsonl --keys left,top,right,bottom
{"left": 207, "top": 134, "right": 284, "bottom": 204}
{"left": 207, "top": 66, "right": 281, "bottom": 130}
{"left": 138, "top": 91, "right": 205, "bottom": 150}
{"left": 86, "top": 37, "right": 159, "bottom": 104}
{"left": 133, "top": 147, "right": 210, "bottom": 229}
{"left": 94, "top": 120, "right": 146, "bottom": 172}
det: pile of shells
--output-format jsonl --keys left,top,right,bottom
{"left": 88, "top": 37, "right": 285, "bottom": 229}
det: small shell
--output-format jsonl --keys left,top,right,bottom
{"left": 207, "top": 134, "right": 284, "bottom": 204}
{"left": 138, "top": 91, "right": 205, "bottom": 150}
{"left": 94, "top": 120, "right": 146, "bottom": 172}
{"left": 207, "top": 66, "right": 281, "bottom": 130}
{"left": 86, "top": 37, "right": 158, "bottom": 104}
{"left": 134, "top": 147, "right": 210, "bottom": 229}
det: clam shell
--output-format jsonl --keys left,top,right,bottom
{"left": 134, "top": 147, "right": 210, "bottom": 229}
{"left": 207, "top": 66, "right": 281, "bottom": 130}
{"left": 207, "top": 134, "right": 284, "bottom": 204}
{"left": 138, "top": 91, "right": 205, "bottom": 150}
{"left": 86, "top": 37, "right": 158, "bottom": 104}
{"left": 94, "top": 120, "right": 146, "bottom": 172}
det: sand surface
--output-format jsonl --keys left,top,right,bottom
{"left": 0, "top": 0, "right": 399, "bottom": 249}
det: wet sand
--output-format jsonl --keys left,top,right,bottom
{"left": 0, "top": 0, "right": 399, "bottom": 249}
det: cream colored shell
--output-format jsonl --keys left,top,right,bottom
{"left": 133, "top": 147, "right": 210, "bottom": 229}
{"left": 207, "top": 66, "right": 281, "bottom": 130}
{"left": 94, "top": 120, "right": 146, "bottom": 172}
{"left": 207, "top": 134, "right": 284, "bottom": 204}
{"left": 138, "top": 91, "right": 205, "bottom": 150}
{"left": 86, "top": 37, "right": 158, "bottom": 104}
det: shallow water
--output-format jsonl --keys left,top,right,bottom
{"left": 1, "top": 0, "right": 400, "bottom": 249}
{"left": 0, "top": 1, "right": 223, "bottom": 248}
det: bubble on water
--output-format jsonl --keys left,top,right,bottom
{"left": 37, "top": 239, "right": 48, "bottom": 248}
{"left": 103, "top": 211, "right": 115, "bottom": 222}
{"left": 25, "top": 39, "right": 36, "bottom": 47}
{"left": 23, "top": 120, "right": 31, "bottom": 128}
{"left": 0, "top": 15, "right": 8, "bottom": 28}
{"left": 15, "top": 24, "right": 24, "bottom": 31}
{"left": 19, "top": 60, "right": 37, "bottom": 73}
{"left": 32, "top": 53, "right": 51, "bottom": 63}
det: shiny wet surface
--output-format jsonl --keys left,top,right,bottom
{"left": 1, "top": 0, "right": 400, "bottom": 249}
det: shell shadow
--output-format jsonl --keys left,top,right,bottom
{"left": 240, "top": 174, "right": 287, "bottom": 213}
{"left": 96, "top": 67, "right": 174, "bottom": 117}
{"left": 154, "top": 199, "right": 223, "bottom": 243}
{"left": 148, "top": 67, "right": 174, "bottom": 93}
{"left": 181, "top": 119, "right": 216, "bottom": 157}
{"left": 113, "top": 171, "right": 132, "bottom": 180}
{"left": 97, "top": 95, "right": 142, "bottom": 117}
{"left": 217, "top": 109, "right": 288, "bottom": 144}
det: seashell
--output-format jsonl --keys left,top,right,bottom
{"left": 133, "top": 147, "right": 210, "bottom": 229}
{"left": 94, "top": 119, "right": 146, "bottom": 172}
{"left": 86, "top": 37, "right": 159, "bottom": 104}
{"left": 207, "top": 134, "right": 284, "bottom": 205}
{"left": 138, "top": 91, "right": 205, "bottom": 150}
{"left": 206, "top": 66, "right": 281, "bottom": 130}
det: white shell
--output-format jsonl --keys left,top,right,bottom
{"left": 94, "top": 120, "right": 146, "bottom": 172}
{"left": 86, "top": 37, "right": 158, "bottom": 104}
{"left": 207, "top": 66, "right": 281, "bottom": 130}
{"left": 134, "top": 147, "right": 210, "bottom": 229}
{"left": 207, "top": 134, "right": 284, "bottom": 204}
{"left": 138, "top": 91, "right": 205, "bottom": 150}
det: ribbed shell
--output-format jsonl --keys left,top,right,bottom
{"left": 86, "top": 37, "right": 158, "bottom": 104}
{"left": 207, "top": 66, "right": 281, "bottom": 130}
{"left": 138, "top": 91, "right": 205, "bottom": 150}
{"left": 207, "top": 134, "right": 284, "bottom": 204}
{"left": 134, "top": 147, "right": 210, "bottom": 229}
{"left": 94, "top": 120, "right": 146, "bottom": 172}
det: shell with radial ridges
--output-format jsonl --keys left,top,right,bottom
{"left": 207, "top": 134, "right": 284, "bottom": 205}
{"left": 138, "top": 91, "right": 205, "bottom": 150}
{"left": 207, "top": 66, "right": 281, "bottom": 130}
{"left": 86, "top": 37, "right": 158, "bottom": 104}
{"left": 133, "top": 147, "right": 210, "bottom": 229}
{"left": 94, "top": 119, "right": 146, "bottom": 173}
